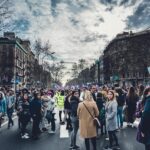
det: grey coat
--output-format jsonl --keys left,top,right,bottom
{"left": 105, "top": 100, "right": 118, "bottom": 131}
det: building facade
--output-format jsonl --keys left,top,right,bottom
{"left": 103, "top": 30, "right": 150, "bottom": 87}
{"left": 0, "top": 32, "right": 52, "bottom": 89}
{"left": 0, "top": 32, "right": 28, "bottom": 87}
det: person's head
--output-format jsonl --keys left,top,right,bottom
{"left": 142, "top": 87, "right": 150, "bottom": 105}
{"left": 84, "top": 90, "right": 94, "bottom": 101}
{"left": 91, "top": 85, "right": 97, "bottom": 93}
{"left": 128, "top": 86, "right": 136, "bottom": 98}
{"left": 115, "top": 88, "right": 123, "bottom": 96}
{"left": 60, "top": 90, "right": 65, "bottom": 96}
{"left": 107, "top": 90, "right": 115, "bottom": 101}
{"left": 33, "top": 91, "right": 41, "bottom": 100}
{"left": 23, "top": 93, "right": 29, "bottom": 101}
{"left": 97, "top": 92, "right": 103, "bottom": 99}
{"left": 138, "top": 84, "right": 145, "bottom": 96}
{"left": 72, "top": 90, "right": 79, "bottom": 98}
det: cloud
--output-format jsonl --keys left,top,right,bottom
{"left": 6, "top": 0, "right": 149, "bottom": 83}
{"left": 127, "top": 0, "right": 150, "bottom": 29}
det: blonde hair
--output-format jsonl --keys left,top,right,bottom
{"left": 83, "top": 90, "right": 94, "bottom": 101}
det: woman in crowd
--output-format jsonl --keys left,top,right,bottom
{"left": 78, "top": 90, "right": 99, "bottom": 150}
{"left": 47, "top": 91, "right": 56, "bottom": 134}
{"left": 6, "top": 90, "right": 15, "bottom": 129}
{"left": 30, "top": 91, "right": 42, "bottom": 140}
{"left": 64, "top": 90, "right": 72, "bottom": 131}
{"left": 126, "top": 87, "right": 139, "bottom": 127}
{"left": 138, "top": 87, "right": 150, "bottom": 150}
{"left": 115, "top": 88, "right": 126, "bottom": 129}
{"left": 0, "top": 92, "right": 6, "bottom": 128}
{"left": 104, "top": 90, "right": 119, "bottom": 150}
{"left": 138, "top": 85, "right": 145, "bottom": 100}
{"left": 70, "top": 90, "right": 80, "bottom": 149}
{"left": 96, "top": 92, "right": 106, "bottom": 136}
{"left": 18, "top": 93, "right": 31, "bottom": 139}
{"left": 41, "top": 91, "right": 50, "bottom": 132}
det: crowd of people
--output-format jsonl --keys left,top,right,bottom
{"left": 0, "top": 84, "right": 150, "bottom": 150}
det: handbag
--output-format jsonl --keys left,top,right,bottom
{"left": 83, "top": 103, "right": 101, "bottom": 128}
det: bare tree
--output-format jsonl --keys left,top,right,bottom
{"left": 34, "top": 39, "right": 54, "bottom": 63}
{"left": 44, "top": 61, "right": 65, "bottom": 83}
{"left": 0, "top": 0, "right": 13, "bottom": 32}
{"left": 71, "top": 63, "right": 79, "bottom": 78}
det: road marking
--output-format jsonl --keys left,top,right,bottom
{"left": 1, "top": 116, "right": 17, "bottom": 127}
{"left": 60, "top": 124, "right": 69, "bottom": 138}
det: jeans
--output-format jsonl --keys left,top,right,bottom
{"left": 70, "top": 116, "right": 79, "bottom": 147}
{"left": 108, "top": 130, "right": 118, "bottom": 147}
{"left": 7, "top": 108, "right": 13, "bottom": 128}
{"left": 117, "top": 107, "right": 123, "bottom": 127}
{"left": 85, "top": 137, "right": 97, "bottom": 150}
{"left": 49, "top": 113, "right": 56, "bottom": 131}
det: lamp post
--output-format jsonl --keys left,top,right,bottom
{"left": 96, "top": 59, "right": 100, "bottom": 86}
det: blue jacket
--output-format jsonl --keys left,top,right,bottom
{"left": 0, "top": 98, "right": 6, "bottom": 114}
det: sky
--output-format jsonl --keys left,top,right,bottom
{"left": 2, "top": 0, "right": 150, "bottom": 84}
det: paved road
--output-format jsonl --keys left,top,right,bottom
{"left": 0, "top": 117, "right": 145, "bottom": 150}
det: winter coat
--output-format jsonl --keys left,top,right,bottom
{"left": 140, "top": 95, "right": 150, "bottom": 145}
{"left": 105, "top": 100, "right": 118, "bottom": 131}
{"left": 30, "top": 98, "right": 42, "bottom": 119}
{"left": 0, "top": 98, "right": 6, "bottom": 114}
{"left": 77, "top": 100, "right": 99, "bottom": 138}
{"left": 70, "top": 96, "right": 79, "bottom": 117}
{"left": 116, "top": 94, "right": 126, "bottom": 107}
{"left": 64, "top": 96, "right": 71, "bottom": 110}
{"left": 19, "top": 100, "right": 31, "bottom": 123}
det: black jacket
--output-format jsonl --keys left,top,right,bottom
{"left": 140, "top": 95, "right": 150, "bottom": 145}
{"left": 30, "top": 98, "right": 42, "bottom": 118}
{"left": 70, "top": 96, "right": 79, "bottom": 117}
{"left": 116, "top": 94, "right": 126, "bottom": 107}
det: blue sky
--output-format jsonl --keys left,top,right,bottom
{"left": 2, "top": 0, "right": 150, "bottom": 83}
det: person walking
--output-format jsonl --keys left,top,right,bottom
{"left": 64, "top": 91, "right": 72, "bottom": 131}
{"left": 56, "top": 90, "right": 65, "bottom": 125}
{"left": 6, "top": 90, "right": 15, "bottom": 129}
{"left": 41, "top": 91, "right": 50, "bottom": 131}
{"left": 96, "top": 92, "right": 106, "bottom": 136}
{"left": 30, "top": 91, "right": 42, "bottom": 140}
{"left": 77, "top": 90, "right": 99, "bottom": 150}
{"left": 115, "top": 88, "right": 126, "bottom": 129}
{"left": 137, "top": 87, "right": 150, "bottom": 150}
{"left": 69, "top": 91, "right": 80, "bottom": 149}
{"left": 104, "top": 90, "right": 120, "bottom": 150}
{"left": 18, "top": 93, "right": 31, "bottom": 139}
{"left": 0, "top": 92, "right": 6, "bottom": 128}
{"left": 126, "top": 87, "right": 139, "bottom": 127}
{"left": 47, "top": 91, "right": 56, "bottom": 134}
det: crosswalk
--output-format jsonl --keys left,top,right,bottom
{"left": 60, "top": 124, "right": 69, "bottom": 138}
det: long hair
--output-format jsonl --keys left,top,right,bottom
{"left": 83, "top": 90, "right": 94, "bottom": 101}
{"left": 108, "top": 90, "right": 116, "bottom": 101}
{"left": 127, "top": 86, "right": 137, "bottom": 100}
{"left": 142, "top": 87, "right": 150, "bottom": 106}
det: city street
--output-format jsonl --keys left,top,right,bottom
{"left": 0, "top": 116, "right": 144, "bottom": 150}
